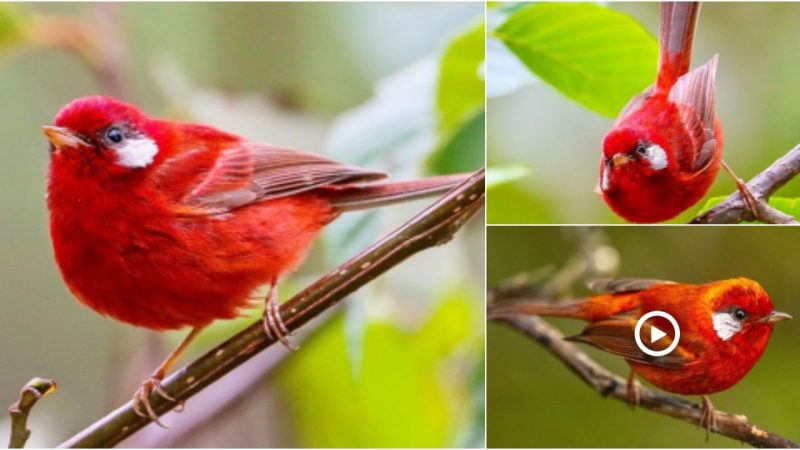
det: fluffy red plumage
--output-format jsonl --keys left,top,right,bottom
{"left": 600, "top": 2, "right": 722, "bottom": 223}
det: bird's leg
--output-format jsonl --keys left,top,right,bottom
{"left": 262, "top": 281, "right": 297, "bottom": 350}
{"left": 132, "top": 326, "right": 204, "bottom": 427}
{"left": 720, "top": 160, "right": 761, "bottom": 221}
{"left": 626, "top": 370, "right": 640, "bottom": 409}
{"left": 699, "top": 395, "right": 717, "bottom": 441}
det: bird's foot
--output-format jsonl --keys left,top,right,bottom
{"left": 263, "top": 284, "right": 298, "bottom": 350}
{"left": 626, "top": 372, "right": 640, "bottom": 410}
{"left": 700, "top": 395, "right": 717, "bottom": 441}
{"left": 721, "top": 160, "right": 761, "bottom": 222}
{"left": 131, "top": 375, "right": 175, "bottom": 428}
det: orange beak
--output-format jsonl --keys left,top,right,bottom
{"left": 42, "top": 126, "right": 88, "bottom": 149}
{"left": 612, "top": 154, "right": 631, "bottom": 168}
{"left": 761, "top": 310, "right": 792, "bottom": 323}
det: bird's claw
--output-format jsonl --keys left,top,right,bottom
{"left": 700, "top": 395, "right": 717, "bottom": 441}
{"left": 626, "top": 372, "right": 640, "bottom": 410}
{"left": 263, "top": 285, "right": 298, "bottom": 350}
{"left": 132, "top": 376, "right": 174, "bottom": 428}
{"left": 720, "top": 160, "right": 761, "bottom": 222}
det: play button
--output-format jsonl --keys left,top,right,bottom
{"left": 634, "top": 311, "right": 680, "bottom": 357}
{"left": 650, "top": 326, "right": 667, "bottom": 343}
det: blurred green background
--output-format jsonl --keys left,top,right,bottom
{"left": 0, "top": 2, "right": 484, "bottom": 447}
{"left": 487, "top": 226, "right": 800, "bottom": 447}
{"left": 487, "top": 2, "right": 800, "bottom": 224}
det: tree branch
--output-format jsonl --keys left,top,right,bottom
{"left": 491, "top": 315, "right": 798, "bottom": 448}
{"left": 8, "top": 378, "right": 57, "bottom": 448}
{"left": 57, "top": 168, "right": 484, "bottom": 448}
{"left": 691, "top": 145, "right": 800, "bottom": 224}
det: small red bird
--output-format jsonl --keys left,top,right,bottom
{"left": 490, "top": 278, "right": 791, "bottom": 435}
{"left": 600, "top": 2, "right": 722, "bottom": 223}
{"left": 44, "top": 95, "right": 469, "bottom": 424}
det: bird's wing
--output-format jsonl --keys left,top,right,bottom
{"left": 614, "top": 85, "right": 655, "bottom": 126}
{"left": 668, "top": 54, "right": 719, "bottom": 172}
{"left": 587, "top": 278, "right": 676, "bottom": 295}
{"left": 159, "top": 142, "right": 386, "bottom": 214}
{"left": 567, "top": 314, "right": 693, "bottom": 369}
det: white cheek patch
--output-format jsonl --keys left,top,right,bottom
{"left": 712, "top": 312, "right": 742, "bottom": 341}
{"left": 601, "top": 164, "right": 610, "bottom": 191}
{"left": 643, "top": 144, "right": 668, "bottom": 171}
{"left": 114, "top": 137, "right": 159, "bottom": 168}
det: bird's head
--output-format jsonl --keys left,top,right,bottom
{"left": 43, "top": 96, "right": 161, "bottom": 175}
{"left": 600, "top": 127, "right": 672, "bottom": 193}
{"left": 708, "top": 278, "right": 791, "bottom": 345}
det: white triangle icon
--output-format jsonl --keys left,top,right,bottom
{"left": 650, "top": 326, "right": 667, "bottom": 343}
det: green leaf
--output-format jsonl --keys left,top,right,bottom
{"left": 767, "top": 198, "right": 800, "bottom": 218}
{"left": 486, "top": 3, "right": 537, "bottom": 98}
{"left": 700, "top": 196, "right": 800, "bottom": 221}
{"left": 277, "top": 292, "right": 483, "bottom": 447}
{"left": 486, "top": 164, "right": 530, "bottom": 190}
{"left": 436, "top": 19, "right": 485, "bottom": 140}
{"left": 0, "top": 4, "right": 28, "bottom": 54}
{"left": 496, "top": 2, "right": 657, "bottom": 117}
{"left": 428, "top": 18, "right": 486, "bottom": 175}
{"left": 428, "top": 110, "right": 485, "bottom": 174}
{"left": 699, "top": 195, "right": 725, "bottom": 212}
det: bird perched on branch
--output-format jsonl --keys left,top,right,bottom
{"left": 599, "top": 2, "right": 741, "bottom": 223}
{"left": 490, "top": 277, "right": 790, "bottom": 437}
{"left": 43, "top": 95, "right": 468, "bottom": 425}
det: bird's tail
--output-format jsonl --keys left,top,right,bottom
{"left": 326, "top": 173, "right": 471, "bottom": 212}
{"left": 488, "top": 300, "right": 588, "bottom": 321}
{"left": 657, "top": 2, "right": 701, "bottom": 91}
{"left": 489, "top": 293, "right": 640, "bottom": 322}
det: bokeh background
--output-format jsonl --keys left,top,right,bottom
{"left": 0, "top": 2, "right": 484, "bottom": 447}
{"left": 487, "top": 226, "right": 800, "bottom": 447}
{"left": 487, "top": 2, "right": 800, "bottom": 224}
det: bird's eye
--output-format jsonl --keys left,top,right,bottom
{"left": 106, "top": 127, "right": 124, "bottom": 144}
{"left": 635, "top": 143, "right": 648, "bottom": 155}
{"left": 733, "top": 307, "right": 747, "bottom": 321}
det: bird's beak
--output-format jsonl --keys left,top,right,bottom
{"left": 612, "top": 154, "right": 631, "bottom": 167}
{"left": 42, "top": 126, "right": 88, "bottom": 149}
{"left": 761, "top": 310, "right": 792, "bottom": 323}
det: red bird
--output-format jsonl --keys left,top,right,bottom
{"left": 600, "top": 2, "right": 722, "bottom": 223}
{"left": 44, "top": 95, "right": 468, "bottom": 424}
{"left": 490, "top": 278, "right": 791, "bottom": 436}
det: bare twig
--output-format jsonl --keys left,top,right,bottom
{"left": 492, "top": 315, "right": 798, "bottom": 448}
{"left": 692, "top": 145, "right": 800, "bottom": 224}
{"left": 58, "top": 169, "right": 484, "bottom": 448}
{"left": 8, "top": 378, "right": 57, "bottom": 448}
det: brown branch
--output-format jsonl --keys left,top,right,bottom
{"left": 57, "top": 169, "right": 484, "bottom": 448}
{"left": 691, "top": 145, "right": 800, "bottom": 224}
{"left": 8, "top": 378, "right": 57, "bottom": 448}
{"left": 489, "top": 304, "right": 798, "bottom": 447}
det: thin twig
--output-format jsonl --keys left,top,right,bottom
{"left": 692, "top": 145, "right": 800, "bottom": 224}
{"left": 8, "top": 378, "right": 57, "bottom": 448}
{"left": 491, "top": 315, "right": 798, "bottom": 448}
{"left": 58, "top": 168, "right": 484, "bottom": 448}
